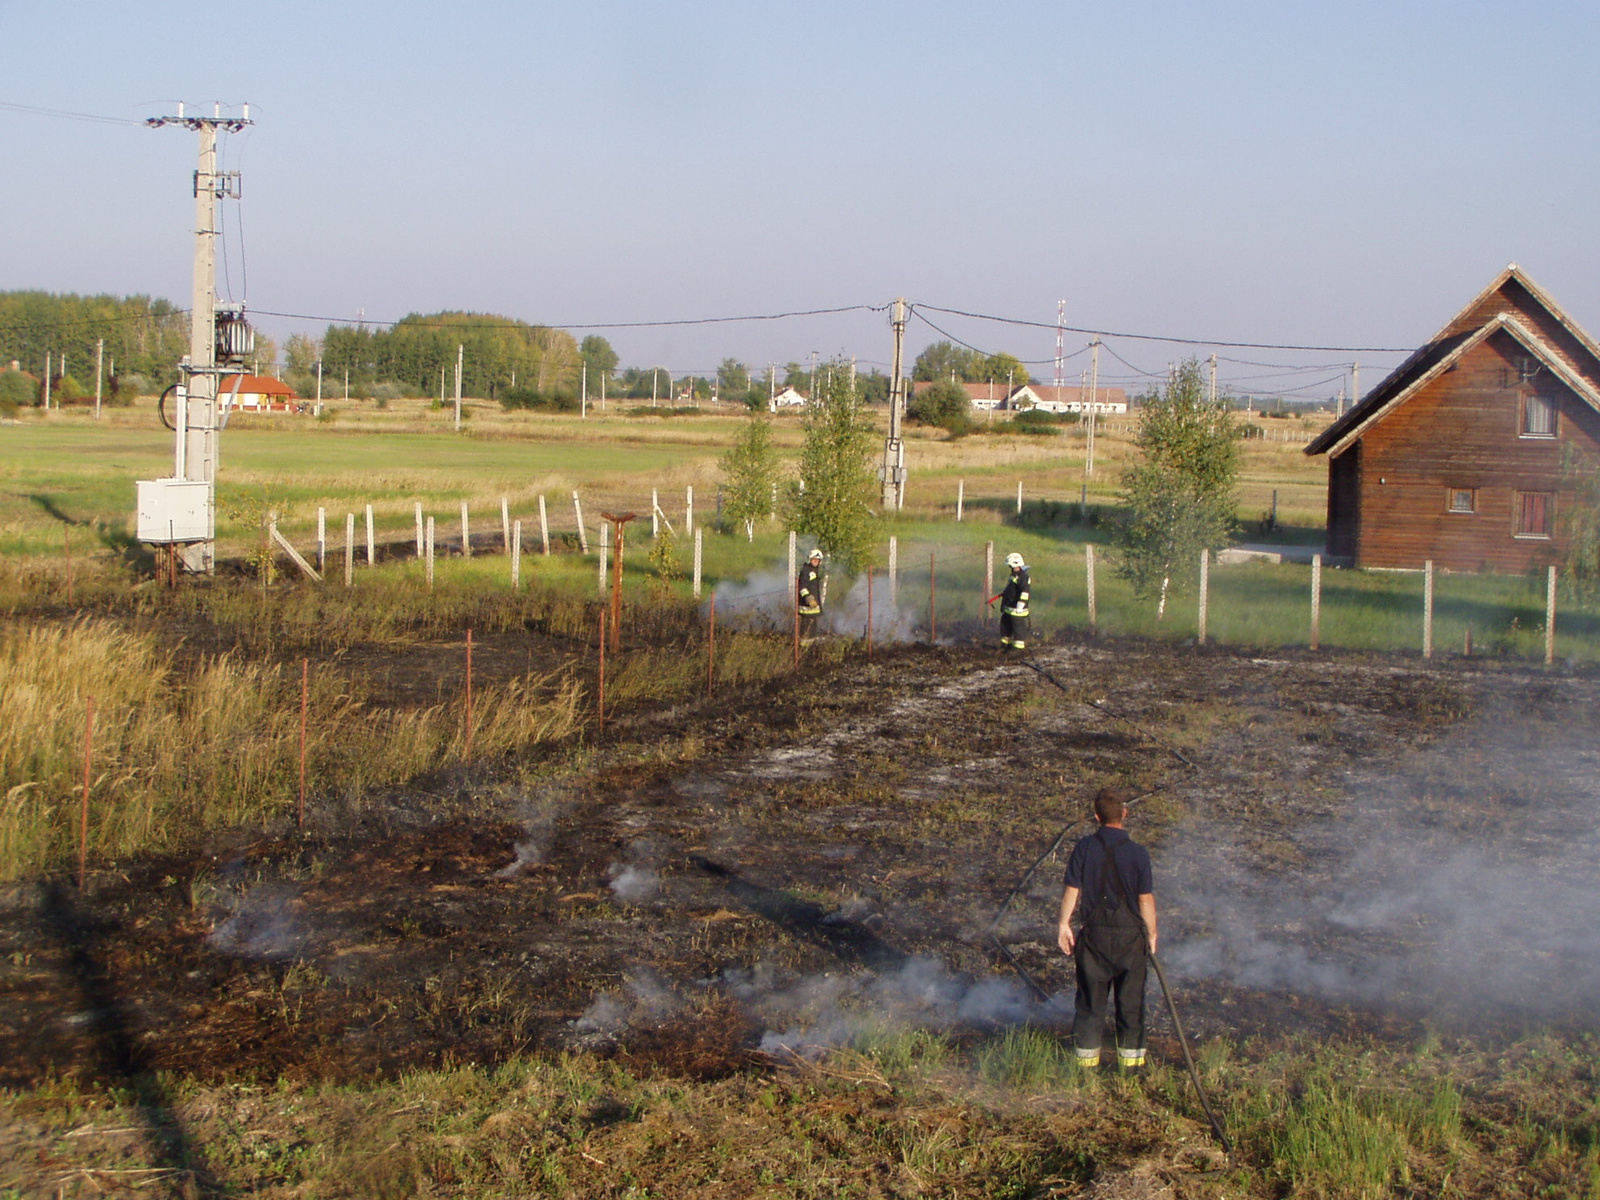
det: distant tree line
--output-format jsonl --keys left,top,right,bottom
{"left": 0, "top": 291, "right": 190, "bottom": 400}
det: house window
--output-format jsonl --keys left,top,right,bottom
{"left": 1447, "top": 488, "right": 1476, "bottom": 514}
{"left": 1514, "top": 491, "right": 1553, "bottom": 539}
{"left": 1521, "top": 391, "right": 1556, "bottom": 437}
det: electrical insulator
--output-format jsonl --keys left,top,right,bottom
{"left": 214, "top": 307, "right": 254, "bottom": 364}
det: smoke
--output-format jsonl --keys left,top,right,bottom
{"left": 724, "top": 956, "right": 1067, "bottom": 1058}
{"left": 608, "top": 863, "right": 660, "bottom": 903}
{"left": 708, "top": 568, "right": 926, "bottom": 643}
{"left": 495, "top": 795, "right": 561, "bottom": 878}
{"left": 573, "top": 970, "right": 680, "bottom": 1035}
{"left": 206, "top": 883, "right": 305, "bottom": 960}
{"left": 1159, "top": 725, "right": 1600, "bottom": 1020}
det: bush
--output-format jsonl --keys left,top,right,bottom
{"left": 1012, "top": 407, "right": 1079, "bottom": 427}
{"left": 502, "top": 387, "right": 578, "bottom": 413}
{"left": 907, "top": 380, "right": 970, "bottom": 434}
{"left": 0, "top": 370, "right": 34, "bottom": 416}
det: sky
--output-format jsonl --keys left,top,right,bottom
{"left": 3, "top": 0, "right": 1599, "bottom": 400}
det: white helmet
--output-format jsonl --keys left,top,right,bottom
{"left": 808, "top": 548, "right": 823, "bottom": 561}
{"left": 1005, "top": 552, "right": 1025, "bottom": 569}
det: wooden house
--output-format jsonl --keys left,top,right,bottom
{"left": 1306, "top": 265, "right": 1600, "bottom": 571}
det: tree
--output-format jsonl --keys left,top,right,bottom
{"left": 284, "top": 332, "right": 320, "bottom": 374}
{"left": 1114, "top": 359, "right": 1239, "bottom": 616}
{"left": 717, "top": 358, "right": 750, "bottom": 395}
{"left": 791, "top": 360, "right": 880, "bottom": 570}
{"left": 912, "top": 340, "right": 980, "bottom": 383}
{"left": 719, "top": 410, "right": 779, "bottom": 535}
{"left": 0, "top": 369, "right": 34, "bottom": 416}
{"left": 580, "top": 336, "right": 618, "bottom": 389}
{"left": 1562, "top": 446, "right": 1600, "bottom": 602}
{"left": 982, "top": 352, "right": 1030, "bottom": 388}
{"left": 906, "top": 379, "right": 970, "bottom": 434}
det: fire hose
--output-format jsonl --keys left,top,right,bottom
{"left": 987, "top": 660, "right": 1232, "bottom": 1155}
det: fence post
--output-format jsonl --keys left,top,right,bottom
{"left": 1016, "top": 480, "right": 1023, "bottom": 515}
{"left": 1086, "top": 544, "right": 1098, "bottom": 633}
{"left": 1198, "top": 549, "right": 1209, "bottom": 645}
{"left": 686, "top": 485, "right": 694, "bottom": 535}
{"left": 599, "top": 522, "right": 610, "bottom": 593}
{"left": 788, "top": 531, "right": 797, "bottom": 591}
{"left": 425, "top": 517, "right": 435, "bottom": 589}
{"left": 344, "top": 514, "right": 355, "bottom": 586}
{"left": 573, "top": 491, "right": 588, "bottom": 553}
{"left": 1546, "top": 563, "right": 1557, "bottom": 666}
{"left": 539, "top": 495, "right": 550, "bottom": 555}
{"left": 512, "top": 520, "right": 522, "bottom": 591}
{"left": 460, "top": 501, "right": 471, "bottom": 558}
{"left": 365, "top": 504, "right": 375, "bottom": 566}
{"left": 501, "top": 496, "right": 510, "bottom": 553}
{"left": 1310, "top": 553, "right": 1322, "bottom": 651}
{"left": 956, "top": 479, "right": 964, "bottom": 522}
{"left": 770, "top": 482, "right": 777, "bottom": 522}
{"left": 866, "top": 570, "right": 874, "bottom": 661}
{"left": 652, "top": 487, "right": 660, "bottom": 538}
{"left": 1423, "top": 559, "right": 1434, "bottom": 659}
{"left": 889, "top": 535, "right": 899, "bottom": 606}
{"left": 298, "top": 659, "right": 308, "bottom": 829}
{"left": 317, "top": 507, "right": 327, "bottom": 575}
{"left": 983, "top": 540, "right": 994, "bottom": 623}
{"left": 77, "top": 697, "right": 93, "bottom": 890}
{"left": 693, "top": 526, "right": 703, "bottom": 599}
{"left": 414, "top": 501, "right": 423, "bottom": 558}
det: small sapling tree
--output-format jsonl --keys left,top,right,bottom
{"left": 1562, "top": 445, "right": 1600, "bottom": 603}
{"left": 791, "top": 360, "right": 880, "bottom": 570}
{"left": 719, "top": 409, "right": 779, "bottom": 538}
{"left": 1115, "top": 358, "right": 1239, "bottom": 616}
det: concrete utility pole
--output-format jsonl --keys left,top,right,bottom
{"left": 880, "top": 297, "right": 908, "bottom": 510}
{"left": 1086, "top": 337, "right": 1100, "bottom": 476}
{"left": 94, "top": 338, "right": 104, "bottom": 421}
{"left": 454, "top": 343, "right": 464, "bottom": 431}
{"left": 1351, "top": 362, "right": 1360, "bottom": 415}
{"left": 145, "top": 102, "right": 253, "bottom": 573}
{"left": 1209, "top": 353, "right": 1217, "bottom": 405}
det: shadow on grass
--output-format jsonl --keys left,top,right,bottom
{"left": 39, "top": 881, "right": 219, "bottom": 1193}
{"left": 691, "top": 856, "right": 907, "bottom": 970}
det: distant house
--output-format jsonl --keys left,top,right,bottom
{"left": 772, "top": 385, "right": 808, "bottom": 408}
{"left": 911, "top": 380, "right": 1015, "bottom": 410}
{"left": 1306, "top": 264, "right": 1600, "bottom": 572}
{"left": 218, "top": 373, "right": 301, "bottom": 412}
{"left": 1009, "top": 384, "right": 1129, "bottom": 414}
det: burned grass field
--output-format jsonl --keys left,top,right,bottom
{"left": 2, "top": 588, "right": 1599, "bottom": 1197}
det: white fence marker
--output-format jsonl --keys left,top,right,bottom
{"left": 599, "top": 522, "right": 610, "bottom": 593}
{"left": 344, "top": 513, "right": 355, "bottom": 587}
{"left": 1546, "top": 563, "right": 1558, "bottom": 666}
{"left": 888, "top": 535, "right": 899, "bottom": 606}
{"left": 693, "top": 526, "right": 703, "bottom": 599}
{"left": 957, "top": 479, "right": 965, "bottom": 522}
{"left": 500, "top": 496, "right": 510, "bottom": 553}
{"left": 512, "top": 520, "right": 522, "bottom": 591}
{"left": 573, "top": 491, "right": 588, "bottom": 553}
{"left": 1423, "top": 559, "right": 1435, "bottom": 659}
{"left": 460, "top": 501, "right": 471, "bottom": 558}
{"left": 365, "top": 504, "right": 375, "bottom": 566}
{"left": 1197, "top": 549, "right": 1209, "bottom": 644}
{"left": 1086, "top": 544, "right": 1097, "bottom": 632}
{"left": 317, "top": 507, "right": 326, "bottom": 574}
{"left": 1310, "top": 553, "right": 1322, "bottom": 650}
{"left": 538, "top": 495, "right": 550, "bottom": 555}
{"left": 425, "top": 517, "right": 435, "bottom": 589}
{"left": 414, "top": 501, "right": 423, "bottom": 558}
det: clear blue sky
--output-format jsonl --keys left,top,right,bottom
{"left": 3, "top": 0, "right": 1597, "bottom": 399}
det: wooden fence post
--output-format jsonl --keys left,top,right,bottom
{"left": 317, "top": 507, "right": 326, "bottom": 574}
{"left": 573, "top": 491, "right": 588, "bottom": 553}
{"left": 501, "top": 496, "right": 511, "bottom": 553}
{"left": 512, "top": 520, "right": 522, "bottom": 591}
{"left": 365, "top": 504, "right": 375, "bottom": 566}
{"left": 539, "top": 495, "right": 550, "bottom": 555}
{"left": 693, "top": 526, "right": 703, "bottom": 599}
{"left": 344, "top": 514, "right": 355, "bottom": 586}
{"left": 1086, "top": 544, "right": 1097, "bottom": 633}
{"left": 1016, "top": 480, "right": 1023, "bottom": 515}
{"left": 1423, "top": 559, "right": 1435, "bottom": 659}
{"left": 651, "top": 488, "right": 660, "bottom": 538}
{"left": 788, "top": 531, "right": 797, "bottom": 592}
{"left": 956, "top": 479, "right": 964, "bottom": 522}
{"left": 1198, "top": 549, "right": 1209, "bottom": 644}
{"left": 686, "top": 485, "right": 694, "bottom": 535}
{"left": 1546, "top": 563, "right": 1557, "bottom": 666}
{"left": 1310, "top": 553, "right": 1322, "bottom": 651}
{"left": 460, "top": 501, "right": 471, "bottom": 558}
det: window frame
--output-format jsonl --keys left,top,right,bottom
{"left": 1519, "top": 390, "right": 1557, "bottom": 439}
{"left": 1446, "top": 487, "right": 1476, "bottom": 514}
{"left": 1513, "top": 490, "right": 1554, "bottom": 540}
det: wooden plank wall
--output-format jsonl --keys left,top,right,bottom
{"left": 1353, "top": 330, "right": 1600, "bottom": 571}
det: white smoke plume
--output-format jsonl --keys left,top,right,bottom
{"left": 206, "top": 883, "right": 306, "bottom": 961}
{"left": 709, "top": 567, "right": 926, "bottom": 643}
{"left": 608, "top": 863, "right": 660, "bottom": 903}
{"left": 573, "top": 969, "right": 681, "bottom": 1035}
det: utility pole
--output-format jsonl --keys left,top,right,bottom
{"left": 1209, "top": 352, "right": 1217, "bottom": 405}
{"left": 581, "top": 360, "right": 588, "bottom": 418}
{"left": 1087, "top": 337, "right": 1100, "bottom": 477}
{"left": 316, "top": 360, "right": 323, "bottom": 415}
{"left": 454, "top": 343, "right": 463, "bottom": 432}
{"left": 144, "top": 102, "right": 253, "bottom": 573}
{"left": 94, "top": 338, "right": 104, "bottom": 420}
{"left": 880, "top": 297, "right": 908, "bottom": 510}
{"left": 1351, "top": 362, "right": 1360, "bottom": 415}
{"left": 1054, "top": 300, "right": 1065, "bottom": 390}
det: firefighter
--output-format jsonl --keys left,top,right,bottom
{"left": 1057, "top": 787, "right": 1158, "bottom": 1070}
{"left": 988, "top": 551, "right": 1031, "bottom": 649}
{"left": 797, "top": 548, "right": 824, "bottom": 637}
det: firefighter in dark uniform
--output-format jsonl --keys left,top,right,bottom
{"left": 990, "top": 551, "right": 1030, "bottom": 649}
{"left": 1057, "top": 787, "right": 1158, "bottom": 1070}
{"left": 797, "top": 548, "right": 824, "bottom": 638}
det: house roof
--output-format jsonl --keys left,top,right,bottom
{"left": 1307, "top": 264, "right": 1600, "bottom": 457}
{"left": 219, "top": 374, "right": 298, "bottom": 398}
{"left": 1019, "top": 384, "right": 1129, "bottom": 405}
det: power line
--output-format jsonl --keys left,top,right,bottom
{"left": 249, "top": 303, "right": 885, "bottom": 331}
{"left": 0, "top": 99, "right": 143, "bottom": 127}
{"left": 915, "top": 301, "right": 1414, "bottom": 354}
{"left": 908, "top": 306, "right": 1089, "bottom": 367}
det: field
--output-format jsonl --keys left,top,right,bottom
{"left": 1, "top": 398, "right": 1598, "bottom": 1198}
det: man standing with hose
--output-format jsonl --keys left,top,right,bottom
{"left": 988, "top": 552, "right": 1031, "bottom": 649}
{"left": 797, "top": 548, "right": 824, "bottom": 639}
{"left": 1057, "top": 787, "right": 1156, "bottom": 1070}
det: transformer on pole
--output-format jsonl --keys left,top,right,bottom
{"left": 136, "top": 103, "right": 254, "bottom": 575}
{"left": 880, "top": 297, "right": 908, "bottom": 511}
